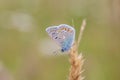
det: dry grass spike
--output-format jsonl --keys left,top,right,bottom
{"left": 68, "top": 19, "right": 86, "bottom": 80}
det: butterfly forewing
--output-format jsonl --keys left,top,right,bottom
{"left": 58, "top": 24, "right": 75, "bottom": 41}
{"left": 46, "top": 26, "right": 62, "bottom": 46}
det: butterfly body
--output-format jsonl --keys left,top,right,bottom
{"left": 46, "top": 24, "right": 75, "bottom": 52}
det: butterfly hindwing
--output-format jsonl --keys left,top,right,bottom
{"left": 57, "top": 24, "right": 75, "bottom": 52}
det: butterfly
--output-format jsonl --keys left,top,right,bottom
{"left": 46, "top": 24, "right": 75, "bottom": 52}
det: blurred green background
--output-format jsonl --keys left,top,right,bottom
{"left": 0, "top": 0, "right": 120, "bottom": 80}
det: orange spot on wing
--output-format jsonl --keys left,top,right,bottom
{"left": 69, "top": 30, "right": 73, "bottom": 33}
{"left": 61, "top": 28, "right": 64, "bottom": 30}
{"left": 64, "top": 28, "right": 67, "bottom": 31}
{"left": 67, "top": 28, "right": 70, "bottom": 32}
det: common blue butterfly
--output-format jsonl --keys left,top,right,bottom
{"left": 46, "top": 24, "right": 75, "bottom": 52}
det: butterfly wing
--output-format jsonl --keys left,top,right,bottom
{"left": 46, "top": 26, "right": 58, "bottom": 37}
{"left": 46, "top": 26, "right": 63, "bottom": 46}
{"left": 58, "top": 24, "right": 75, "bottom": 44}
{"left": 57, "top": 24, "right": 75, "bottom": 52}
{"left": 46, "top": 24, "right": 75, "bottom": 52}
